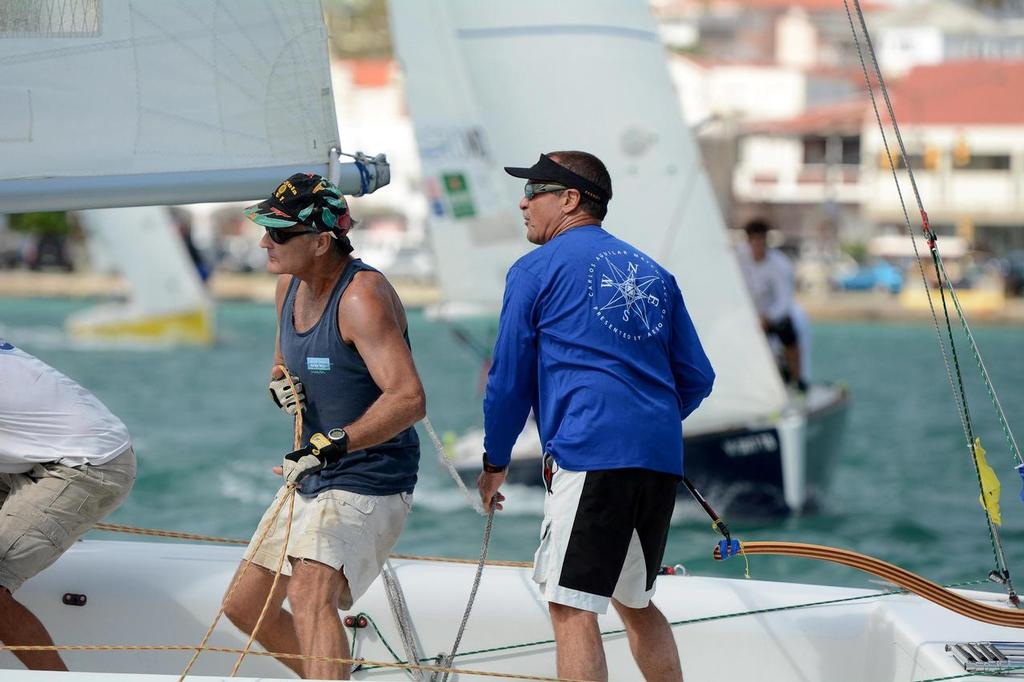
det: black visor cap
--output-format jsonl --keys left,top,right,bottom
{"left": 504, "top": 154, "right": 610, "bottom": 204}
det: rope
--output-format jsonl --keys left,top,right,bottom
{"left": 92, "top": 522, "right": 248, "bottom": 545}
{"left": 382, "top": 561, "right": 426, "bottom": 680}
{"left": 180, "top": 365, "right": 303, "bottom": 680}
{"left": 176, "top": 486, "right": 297, "bottom": 680}
{"left": 438, "top": 507, "right": 495, "bottom": 682}
{"left": 229, "top": 489, "right": 297, "bottom": 676}
{"left": 361, "top": 611, "right": 415, "bottom": 671}
{"left": 714, "top": 541, "right": 1024, "bottom": 627}
{"left": 843, "top": 0, "right": 1018, "bottom": 603}
{"left": 89, "top": 521, "right": 532, "bottom": 567}
{"left": 0, "top": 644, "right": 587, "bottom": 682}
{"left": 423, "top": 416, "right": 485, "bottom": 515}
{"left": 361, "top": 578, "right": 987, "bottom": 666}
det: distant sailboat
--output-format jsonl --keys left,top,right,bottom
{"left": 0, "top": 0, "right": 389, "bottom": 344}
{"left": 390, "top": 0, "right": 849, "bottom": 514}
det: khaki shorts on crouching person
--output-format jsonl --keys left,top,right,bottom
{"left": 0, "top": 448, "right": 137, "bottom": 592}
{"left": 244, "top": 486, "right": 412, "bottom": 610}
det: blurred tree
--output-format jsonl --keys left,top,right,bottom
{"left": 323, "top": 0, "right": 392, "bottom": 59}
{"left": 8, "top": 211, "right": 69, "bottom": 235}
{"left": 841, "top": 241, "right": 868, "bottom": 264}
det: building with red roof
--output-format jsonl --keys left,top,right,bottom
{"left": 732, "top": 60, "right": 1024, "bottom": 251}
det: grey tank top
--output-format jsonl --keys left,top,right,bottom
{"left": 280, "top": 259, "right": 420, "bottom": 496}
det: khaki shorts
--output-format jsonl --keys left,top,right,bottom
{"left": 244, "top": 486, "right": 412, "bottom": 610}
{"left": 0, "top": 448, "right": 137, "bottom": 592}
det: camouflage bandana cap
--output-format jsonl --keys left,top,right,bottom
{"left": 244, "top": 172, "right": 353, "bottom": 235}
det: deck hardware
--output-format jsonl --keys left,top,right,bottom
{"left": 947, "top": 641, "right": 1024, "bottom": 672}
{"left": 343, "top": 615, "right": 368, "bottom": 628}
{"left": 62, "top": 593, "right": 87, "bottom": 606}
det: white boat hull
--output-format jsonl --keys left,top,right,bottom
{"left": 0, "top": 539, "right": 1017, "bottom": 680}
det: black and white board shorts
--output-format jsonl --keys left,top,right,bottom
{"left": 533, "top": 456, "right": 679, "bottom": 614}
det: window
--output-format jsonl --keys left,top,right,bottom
{"left": 879, "top": 152, "right": 925, "bottom": 170}
{"left": 803, "top": 135, "right": 860, "bottom": 165}
{"left": 957, "top": 154, "right": 1011, "bottom": 171}
{"left": 803, "top": 136, "right": 827, "bottom": 165}
{"left": 841, "top": 136, "right": 860, "bottom": 165}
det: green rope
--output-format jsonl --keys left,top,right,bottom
{"left": 914, "top": 665, "right": 1024, "bottom": 682}
{"left": 351, "top": 612, "right": 414, "bottom": 676}
{"left": 945, "top": 272, "right": 1024, "bottom": 468}
{"left": 425, "top": 578, "right": 989, "bottom": 662}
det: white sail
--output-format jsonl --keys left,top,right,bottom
{"left": 0, "top": 0, "right": 397, "bottom": 345}
{"left": 390, "top": 0, "right": 788, "bottom": 430}
{"left": 0, "top": 0, "right": 342, "bottom": 212}
{"left": 68, "top": 207, "right": 212, "bottom": 345}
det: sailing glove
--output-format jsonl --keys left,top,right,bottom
{"left": 269, "top": 376, "right": 305, "bottom": 415}
{"left": 282, "top": 430, "right": 347, "bottom": 485}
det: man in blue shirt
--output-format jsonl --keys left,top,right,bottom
{"left": 478, "top": 151, "right": 714, "bottom": 682}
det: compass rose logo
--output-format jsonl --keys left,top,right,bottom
{"left": 587, "top": 250, "right": 668, "bottom": 341}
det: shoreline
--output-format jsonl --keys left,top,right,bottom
{"left": 0, "top": 270, "right": 440, "bottom": 310}
{"left": 3, "top": 270, "right": 1024, "bottom": 324}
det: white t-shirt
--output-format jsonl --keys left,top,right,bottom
{"left": 0, "top": 341, "right": 131, "bottom": 473}
{"left": 737, "top": 247, "right": 795, "bottom": 323}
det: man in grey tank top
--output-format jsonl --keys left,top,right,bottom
{"left": 223, "top": 173, "right": 425, "bottom": 680}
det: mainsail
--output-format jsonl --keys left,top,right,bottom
{"left": 0, "top": 0, "right": 347, "bottom": 212}
{"left": 0, "top": 0, "right": 387, "bottom": 344}
{"left": 390, "top": 0, "right": 788, "bottom": 431}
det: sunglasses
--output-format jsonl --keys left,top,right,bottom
{"left": 264, "top": 226, "right": 319, "bottom": 244}
{"left": 524, "top": 182, "right": 568, "bottom": 200}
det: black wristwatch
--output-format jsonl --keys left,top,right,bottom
{"left": 482, "top": 451, "right": 508, "bottom": 474}
{"left": 309, "top": 428, "right": 348, "bottom": 462}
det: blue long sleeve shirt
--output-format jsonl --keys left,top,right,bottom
{"left": 483, "top": 225, "right": 715, "bottom": 475}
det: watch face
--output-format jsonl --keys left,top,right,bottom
{"left": 328, "top": 428, "right": 346, "bottom": 442}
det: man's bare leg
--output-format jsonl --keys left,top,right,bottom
{"left": 288, "top": 558, "right": 350, "bottom": 680}
{"left": 0, "top": 588, "right": 67, "bottom": 671}
{"left": 222, "top": 561, "right": 303, "bottom": 676}
{"left": 612, "top": 599, "right": 683, "bottom": 682}
{"left": 548, "top": 602, "right": 607, "bottom": 682}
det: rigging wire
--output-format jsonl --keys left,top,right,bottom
{"left": 843, "top": 0, "right": 1020, "bottom": 605}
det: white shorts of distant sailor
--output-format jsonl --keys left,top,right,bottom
{"left": 533, "top": 456, "right": 678, "bottom": 614}
{"left": 245, "top": 486, "right": 412, "bottom": 610}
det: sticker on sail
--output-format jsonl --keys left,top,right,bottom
{"left": 586, "top": 250, "right": 668, "bottom": 341}
{"left": 442, "top": 172, "right": 476, "bottom": 218}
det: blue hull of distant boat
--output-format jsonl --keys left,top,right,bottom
{"left": 458, "top": 384, "right": 850, "bottom": 516}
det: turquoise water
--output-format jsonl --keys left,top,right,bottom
{"left": 2, "top": 296, "right": 1024, "bottom": 592}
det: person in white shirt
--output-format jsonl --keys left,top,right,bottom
{"left": 736, "top": 219, "right": 808, "bottom": 391}
{"left": 0, "top": 340, "right": 136, "bottom": 671}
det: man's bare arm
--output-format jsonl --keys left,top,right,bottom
{"left": 270, "top": 274, "right": 293, "bottom": 378}
{"left": 337, "top": 272, "right": 426, "bottom": 451}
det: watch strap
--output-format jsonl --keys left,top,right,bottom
{"left": 482, "top": 452, "right": 508, "bottom": 473}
